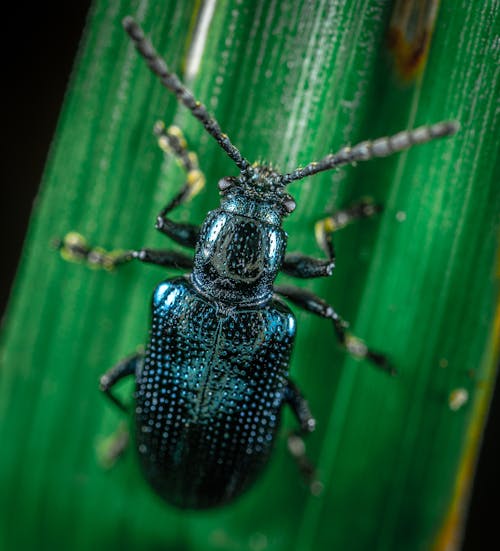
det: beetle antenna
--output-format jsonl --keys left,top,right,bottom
{"left": 123, "top": 16, "right": 250, "bottom": 172}
{"left": 281, "top": 121, "right": 459, "bottom": 184}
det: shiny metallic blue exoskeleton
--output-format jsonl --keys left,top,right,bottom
{"left": 139, "top": 278, "right": 295, "bottom": 508}
{"left": 61, "top": 17, "right": 456, "bottom": 510}
{"left": 137, "top": 193, "right": 296, "bottom": 508}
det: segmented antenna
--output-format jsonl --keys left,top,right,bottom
{"left": 281, "top": 121, "right": 459, "bottom": 184}
{"left": 123, "top": 16, "right": 250, "bottom": 172}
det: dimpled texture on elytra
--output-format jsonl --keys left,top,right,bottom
{"left": 135, "top": 277, "right": 296, "bottom": 508}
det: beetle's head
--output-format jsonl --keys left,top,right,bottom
{"left": 218, "top": 164, "right": 296, "bottom": 219}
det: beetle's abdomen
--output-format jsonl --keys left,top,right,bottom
{"left": 135, "top": 277, "right": 296, "bottom": 508}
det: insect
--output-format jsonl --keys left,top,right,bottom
{"left": 58, "top": 16, "right": 458, "bottom": 509}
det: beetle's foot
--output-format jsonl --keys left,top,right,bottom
{"left": 319, "top": 198, "right": 382, "bottom": 233}
{"left": 345, "top": 334, "right": 396, "bottom": 375}
{"left": 56, "top": 232, "right": 132, "bottom": 270}
{"left": 287, "top": 432, "right": 323, "bottom": 495}
{"left": 154, "top": 122, "right": 206, "bottom": 204}
{"left": 315, "top": 198, "right": 382, "bottom": 252}
{"left": 97, "top": 422, "right": 130, "bottom": 469}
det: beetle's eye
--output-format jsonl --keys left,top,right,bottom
{"left": 283, "top": 197, "right": 296, "bottom": 213}
{"left": 218, "top": 178, "right": 234, "bottom": 192}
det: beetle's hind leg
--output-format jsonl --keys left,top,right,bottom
{"left": 153, "top": 122, "right": 205, "bottom": 248}
{"left": 97, "top": 422, "right": 130, "bottom": 469}
{"left": 99, "top": 351, "right": 143, "bottom": 412}
{"left": 96, "top": 352, "right": 143, "bottom": 467}
{"left": 275, "top": 284, "right": 395, "bottom": 375}
{"left": 282, "top": 199, "right": 381, "bottom": 279}
{"left": 286, "top": 380, "right": 323, "bottom": 495}
{"left": 55, "top": 232, "right": 193, "bottom": 271}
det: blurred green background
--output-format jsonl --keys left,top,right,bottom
{"left": 1, "top": 1, "right": 499, "bottom": 550}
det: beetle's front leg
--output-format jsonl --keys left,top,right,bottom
{"left": 275, "top": 284, "right": 395, "bottom": 375}
{"left": 154, "top": 122, "right": 204, "bottom": 248}
{"left": 285, "top": 380, "right": 322, "bottom": 495}
{"left": 55, "top": 232, "right": 193, "bottom": 271}
{"left": 282, "top": 199, "right": 381, "bottom": 279}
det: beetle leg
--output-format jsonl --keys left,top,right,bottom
{"left": 97, "top": 421, "right": 130, "bottom": 469}
{"left": 275, "top": 284, "right": 395, "bottom": 375}
{"left": 286, "top": 380, "right": 316, "bottom": 434}
{"left": 99, "top": 352, "right": 143, "bottom": 412}
{"left": 97, "top": 353, "right": 142, "bottom": 468}
{"left": 154, "top": 122, "right": 204, "bottom": 247}
{"left": 281, "top": 251, "right": 335, "bottom": 279}
{"left": 282, "top": 221, "right": 336, "bottom": 278}
{"left": 315, "top": 198, "right": 381, "bottom": 249}
{"left": 285, "top": 380, "right": 323, "bottom": 495}
{"left": 282, "top": 199, "right": 381, "bottom": 279}
{"left": 128, "top": 249, "right": 193, "bottom": 269}
{"left": 55, "top": 232, "right": 193, "bottom": 271}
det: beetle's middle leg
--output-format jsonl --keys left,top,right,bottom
{"left": 282, "top": 199, "right": 381, "bottom": 279}
{"left": 285, "top": 380, "right": 323, "bottom": 495}
{"left": 275, "top": 284, "right": 395, "bottom": 375}
{"left": 153, "top": 121, "right": 205, "bottom": 248}
{"left": 56, "top": 232, "right": 194, "bottom": 271}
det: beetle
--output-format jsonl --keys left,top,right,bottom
{"left": 58, "top": 16, "right": 458, "bottom": 509}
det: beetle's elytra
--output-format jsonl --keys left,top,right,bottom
{"left": 58, "top": 16, "right": 458, "bottom": 509}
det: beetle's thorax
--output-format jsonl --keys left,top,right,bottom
{"left": 191, "top": 166, "right": 290, "bottom": 306}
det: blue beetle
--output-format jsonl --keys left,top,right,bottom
{"left": 59, "top": 17, "right": 458, "bottom": 509}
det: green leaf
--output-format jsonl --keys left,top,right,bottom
{"left": 1, "top": 1, "right": 498, "bottom": 550}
